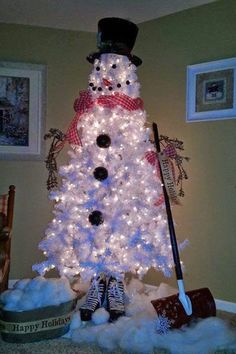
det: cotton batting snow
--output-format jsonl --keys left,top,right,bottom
{"left": 68, "top": 279, "right": 236, "bottom": 354}
{"left": 0, "top": 277, "right": 235, "bottom": 353}
{"left": 0, "top": 276, "right": 76, "bottom": 311}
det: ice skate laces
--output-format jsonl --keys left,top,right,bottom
{"left": 108, "top": 279, "right": 125, "bottom": 311}
{"left": 81, "top": 276, "right": 104, "bottom": 310}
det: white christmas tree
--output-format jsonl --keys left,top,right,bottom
{"left": 33, "top": 51, "right": 177, "bottom": 283}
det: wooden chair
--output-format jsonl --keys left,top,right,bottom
{"left": 0, "top": 185, "right": 15, "bottom": 293}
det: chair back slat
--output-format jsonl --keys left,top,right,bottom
{"left": 7, "top": 185, "right": 15, "bottom": 229}
{"left": 0, "top": 194, "right": 8, "bottom": 215}
{"left": 0, "top": 185, "right": 16, "bottom": 293}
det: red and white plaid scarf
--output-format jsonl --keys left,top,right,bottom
{"left": 66, "top": 90, "right": 144, "bottom": 146}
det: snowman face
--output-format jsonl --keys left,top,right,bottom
{"left": 88, "top": 53, "right": 140, "bottom": 98}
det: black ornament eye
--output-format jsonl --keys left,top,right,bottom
{"left": 89, "top": 210, "right": 104, "bottom": 226}
{"left": 126, "top": 80, "right": 130, "bottom": 85}
{"left": 96, "top": 66, "right": 100, "bottom": 71}
{"left": 93, "top": 167, "right": 108, "bottom": 181}
{"left": 98, "top": 87, "right": 102, "bottom": 91}
{"left": 89, "top": 83, "right": 94, "bottom": 87}
{"left": 108, "top": 86, "right": 113, "bottom": 91}
{"left": 117, "top": 83, "right": 121, "bottom": 88}
{"left": 112, "top": 64, "right": 117, "bottom": 69}
{"left": 96, "top": 134, "right": 111, "bottom": 148}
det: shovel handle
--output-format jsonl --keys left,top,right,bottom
{"left": 152, "top": 122, "right": 183, "bottom": 280}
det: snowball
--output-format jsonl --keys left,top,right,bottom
{"left": 25, "top": 276, "right": 46, "bottom": 292}
{"left": 92, "top": 307, "right": 110, "bottom": 325}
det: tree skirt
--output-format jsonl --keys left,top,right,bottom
{"left": 66, "top": 280, "right": 236, "bottom": 354}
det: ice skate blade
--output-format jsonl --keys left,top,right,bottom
{"left": 109, "top": 310, "right": 125, "bottom": 322}
{"left": 80, "top": 309, "right": 93, "bottom": 322}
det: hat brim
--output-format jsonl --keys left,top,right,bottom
{"left": 87, "top": 51, "right": 142, "bottom": 67}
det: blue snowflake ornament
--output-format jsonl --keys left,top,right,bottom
{"left": 156, "top": 313, "right": 172, "bottom": 335}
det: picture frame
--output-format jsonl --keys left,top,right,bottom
{"left": 0, "top": 61, "right": 46, "bottom": 160}
{"left": 186, "top": 57, "right": 236, "bottom": 122}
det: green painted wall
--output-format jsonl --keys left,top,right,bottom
{"left": 0, "top": 0, "right": 236, "bottom": 302}
{"left": 0, "top": 24, "right": 95, "bottom": 279}
{"left": 138, "top": 0, "right": 236, "bottom": 302}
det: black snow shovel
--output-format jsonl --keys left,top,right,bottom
{"left": 151, "top": 122, "right": 216, "bottom": 330}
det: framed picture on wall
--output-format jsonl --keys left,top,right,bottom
{"left": 0, "top": 62, "right": 46, "bottom": 160}
{"left": 186, "top": 57, "right": 236, "bottom": 122}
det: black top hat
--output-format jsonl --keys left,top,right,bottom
{"left": 87, "top": 17, "right": 142, "bottom": 66}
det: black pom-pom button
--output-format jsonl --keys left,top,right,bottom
{"left": 96, "top": 134, "right": 111, "bottom": 148}
{"left": 89, "top": 210, "right": 104, "bottom": 226}
{"left": 93, "top": 167, "right": 108, "bottom": 181}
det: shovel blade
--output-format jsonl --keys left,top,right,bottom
{"left": 151, "top": 287, "right": 216, "bottom": 330}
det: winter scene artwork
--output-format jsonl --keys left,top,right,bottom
{"left": 0, "top": 75, "right": 29, "bottom": 147}
{"left": 0, "top": 61, "right": 46, "bottom": 160}
{"left": 1, "top": 17, "right": 236, "bottom": 354}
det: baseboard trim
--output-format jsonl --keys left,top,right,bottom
{"left": 9, "top": 279, "right": 18, "bottom": 288}
{"left": 215, "top": 299, "right": 236, "bottom": 314}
